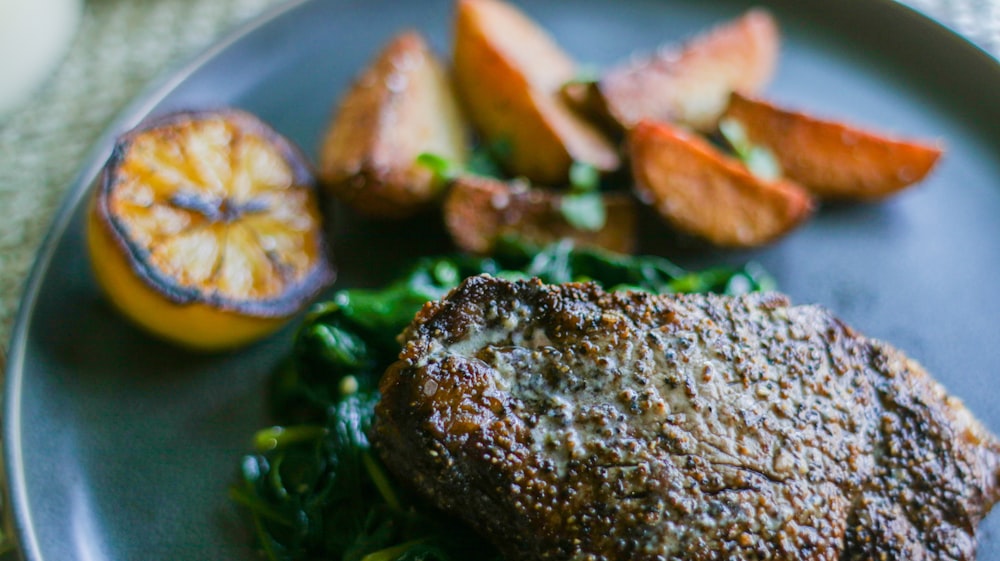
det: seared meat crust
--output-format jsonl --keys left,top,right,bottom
{"left": 374, "top": 276, "right": 1000, "bottom": 560}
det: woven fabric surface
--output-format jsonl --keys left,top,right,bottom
{"left": 0, "top": 0, "right": 997, "bottom": 354}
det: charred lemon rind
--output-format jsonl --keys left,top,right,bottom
{"left": 87, "top": 108, "right": 335, "bottom": 350}
{"left": 86, "top": 206, "right": 292, "bottom": 350}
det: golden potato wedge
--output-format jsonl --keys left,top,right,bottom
{"left": 600, "top": 9, "right": 779, "bottom": 132}
{"left": 444, "top": 175, "right": 636, "bottom": 254}
{"left": 453, "top": 0, "right": 620, "bottom": 185}
{"left": 722, "top": 93, "right": 943, "bottom": 200}
{"left": 319, "top": 31, "right": 468, "bottom": 218}
{"left": 629, "top": 119, "right": 813, "bottom": 248}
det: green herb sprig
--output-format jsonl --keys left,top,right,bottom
{"left": 718, "top": 117, "right": 782, "bottom": 181}
{"left": 559, "top": 161, "right": 606, "bottom": 231}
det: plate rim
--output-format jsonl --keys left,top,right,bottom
{"left": 2, "top": 0, "right": 998, "bottom": 559}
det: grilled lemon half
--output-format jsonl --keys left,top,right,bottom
{"left": 87, "top": 109, "right": 335, "bottom": 351}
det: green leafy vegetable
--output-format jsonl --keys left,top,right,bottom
{"left": 236, "top": 240, "right": 775, "bottom": 561}
{"left": 719, "top": 117, "right": 782, "bottom": 181}
{"left": 560, "top": 193, "right": 606, "bottom": 231}
{"left": 419, "top": 142, "right": 605, "bottom": 192}
{"left": 416, "top": 136, "right": 512, "bottom": 182}
{"left": 418, "top": 149, "right": 611, "bottom": 233}
{"left": 560, "top": 161, "right": 605, "bottom": 231}
{"left": 414, "top": 153, "right": 462, "bottom": 183}
{"left": 568, "top": 161, "right": 600, "bottom": 191}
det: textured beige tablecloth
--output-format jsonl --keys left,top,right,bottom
{"left": 0, "top": 0, "right": 997, "bottom": 354}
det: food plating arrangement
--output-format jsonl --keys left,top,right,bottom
{"left": 13, "top": 0, "right": 1000, "bottom": 560}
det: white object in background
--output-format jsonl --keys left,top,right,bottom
{"left": 0, "top": 0, "right": 82, "bottom": 116}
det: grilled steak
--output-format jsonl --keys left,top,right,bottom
{"left": 374, "top": 276, "right": 1000, "bottom": 560}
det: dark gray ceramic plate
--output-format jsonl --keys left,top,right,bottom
{"left": 5, "top": 0, "right": 1000, "bottom": 559}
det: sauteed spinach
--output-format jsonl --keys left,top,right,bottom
{"left": 232, "top": 240, "right": 774, "bottom": 561}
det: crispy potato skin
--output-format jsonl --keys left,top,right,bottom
{"left": 444, "top": 175, "right": 636, "bottom": 254}
{"left": 723, "top": 93, "right": 943, "bottom": 200}
{"left": 453, "top": 0, "right": 619, "bottom": 185}
{"left": 319, "top": 31, "right": 468, "bottom": 218}
{"left": 599, "top": 9, "right": 779, "bottom": 132}
{"left": 629, "top": 119, "right": 813, "bottom": 248}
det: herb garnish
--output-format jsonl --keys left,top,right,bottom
{"left": 718, "top": 117, "right": 782, "bottom": 181}
{"left": 560, "top": 161, "right": 606, "bottom": 231}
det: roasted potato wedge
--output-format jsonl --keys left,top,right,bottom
{"left": 629, "top": 119, "right": 813, "bottom": 248}
{"left": 319, "top": 31, "right": 468, "bottom": 218}
{"left": 599, "top": 9, "right": 779, "bottom": 132}
{"left": 444, "top": 175, "right": 636, "bottom": 254}
{"left": 723, "top": 93, "right": 943, "bottom": 200}
{"left": 453, "top": 0, "right": 619, "bottom": 185}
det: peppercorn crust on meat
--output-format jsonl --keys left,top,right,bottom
{"left": 374, "top": 276, "right": 1000, "bottom": 560}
